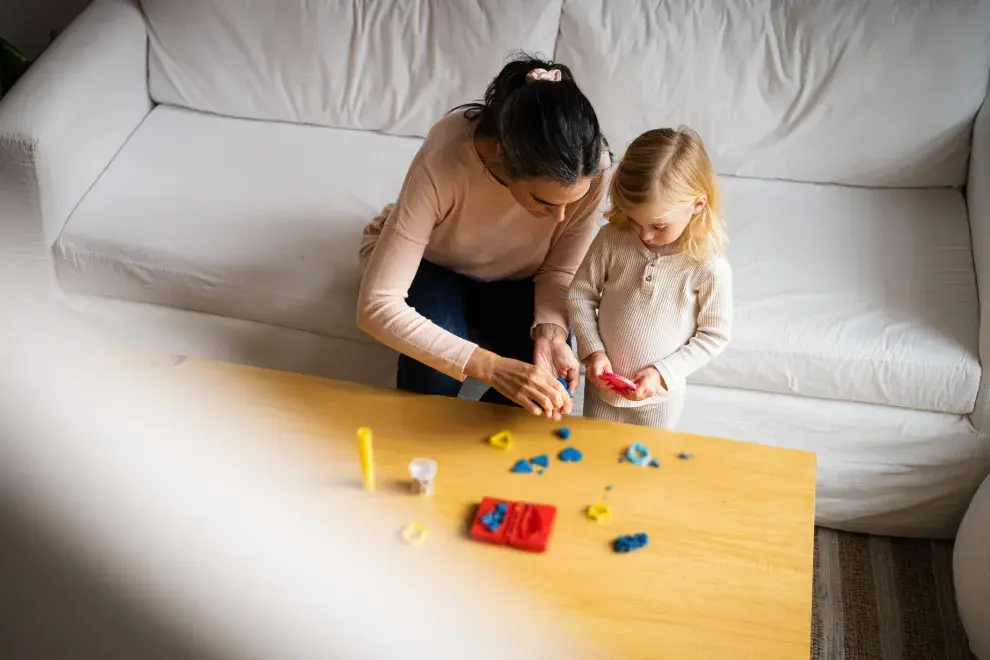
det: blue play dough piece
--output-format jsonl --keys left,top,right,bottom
{"left": 625, "top": 442, "right": 651, "bottom": 466}
{"left": 482, "top": 502, "right": 509, "bottom": 532}
{"left": 530, "top": 454, "right": 550, "bottom": 468}
{"left": 613, "top": 533, "right": 649, "bottom": 553}
{"left": 678, "top": 452, "right": 694, "bottom": 460}
{"left": 511, "top": 459, "right": 534, "bottom": 474}
{"left": 555, "top": 427, "right": 571, "bottom": 440}
{"left": 649, "top": 459, "right": 661, "bottom": 468}
{"left": 557, "top": 376, "right": 573, "bottom": 397}
{"left": 558, "top": 447, "right": 583, "bottom": 462}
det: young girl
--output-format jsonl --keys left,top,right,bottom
{"left": 568, "top": 127, "right": 732, "bottom": 429}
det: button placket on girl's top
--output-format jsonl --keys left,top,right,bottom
{"left": 641, "top": 256, "right": 656, "bottom": 294}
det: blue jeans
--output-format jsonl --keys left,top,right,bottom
{"left": 396, "top": 260, "right": 535, "bottom": 406}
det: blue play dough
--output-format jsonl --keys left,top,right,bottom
{"left": 530, "top": 454, "right": 550, "bottom": 468}
{"left": 559, "top": 447, "right": 583, "bottom": 462}
{"left": 511, "top": 459, "right": 534, "bottom": 474}
{"left": 678, "top": 452, "right": 694, "bottom": 460}
{"left": 613, "top": 533, "right": 649, "bottom": 553}
{"left": 625, "top": 442, "right": 651, "bottom": 466}
{"left": 482, "top": 502, "right": 509, "bottom": 532}
{"left": 557, "top": 376, "right": 573, "bottom": 397}
{"left": 555, "top": 427, "right": 571, "bottom": 440}
{"left": 649, "top": 459, "right": 661, "bottom": 468}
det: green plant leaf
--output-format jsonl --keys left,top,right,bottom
{"left": 0, "top": 37, "right": 31, "bottom": 97}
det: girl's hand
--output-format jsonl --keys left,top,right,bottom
{"left": 584, "top": 351, "right": 615, "bottom": 392}
{"left": 467, "top": 348, "right": 571, "bottom": 419}
{"left": 533, "top": 336, "right": 581, "bottom": 395}
{"left": 626, "top": 366, "right": 667, "bottom": 401}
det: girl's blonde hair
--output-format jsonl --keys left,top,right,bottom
{"left": 605, "top": 127, "right": 727, "bottom": 262}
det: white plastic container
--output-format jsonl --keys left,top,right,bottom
{"left": 408, "top": 458, "right": 438, "bottom": 496}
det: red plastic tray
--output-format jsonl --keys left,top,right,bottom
{"left": 470, "top": 497, "right": 557, "bottom": 553}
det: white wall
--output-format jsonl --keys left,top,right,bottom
{"left": 1, "top": 0, "right": 91, "bottom": 58}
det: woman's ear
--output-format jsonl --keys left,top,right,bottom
{"left": 692, "top": 195, "right": 708, "bottom": 215}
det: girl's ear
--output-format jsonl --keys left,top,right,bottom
{"left": 692, "top": 195, "right": 708, "bottom": 215}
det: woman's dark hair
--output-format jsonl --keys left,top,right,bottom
{"left": 453, "top": 53, "right": 608, "bottom": 186}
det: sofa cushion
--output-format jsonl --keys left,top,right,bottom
{"left": 55, "top": 107, "right": 981, "bottom": 415}
{"left": 556, "top": 0, "right": 990, "bottom": 187}
{"left": 141, "top": 0, "right": 563, "bottom": 139}
{"left": 55, "top": 105, "right": 421, "bottom": 346}
{"left": 692, "top": 177, "right": 981, "bottom": 415}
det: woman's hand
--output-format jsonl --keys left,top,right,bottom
{"left": 584, "top": 351, "right": 614, "bottom": 392}
{"left": 625, "top": 366, "right": 667, "bottom": 401}
{"left": 532, "top": 324, "right": 580, "bottom": 394}
{"left": 466, "top": 348, "right": 572, "bottom": 419}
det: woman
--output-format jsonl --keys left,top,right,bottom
{"left": 357, "top": 54, "right": 610, "bottom": 419}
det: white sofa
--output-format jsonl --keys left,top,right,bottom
{"left": 2, "top": 0, "right": 990, "bottom": 539}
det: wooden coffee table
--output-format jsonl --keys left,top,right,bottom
{"left": 166, "top": 357, "right": 816, "bottom": 659}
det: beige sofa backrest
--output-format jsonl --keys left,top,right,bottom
{"left": 557, "top": 0, "right": 990, "bottom": 187}
{"left": 142, "top": 0, "right": 990, "bottom": 187}
{"left": 141, "top": 0, "right": 562, "bottom": 139}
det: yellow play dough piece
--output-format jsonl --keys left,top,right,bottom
{"left": 586, "top": 502, "right": 613, "bottom": 525}
{"left": 401, "top": 522, "right": 427, "bottom": 546}
{"left": 488, "top": 430, "right": 513, "bottom": 450}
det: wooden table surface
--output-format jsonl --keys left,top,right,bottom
{"left": 164, "top": 357, "right": 816, "bottom": 659}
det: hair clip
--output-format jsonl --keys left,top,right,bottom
{"left": 526, "top": 68, "right": 562, "bottom": 83}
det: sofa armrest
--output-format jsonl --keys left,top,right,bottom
{"left": 969, "top": 74, "right": 990, "bottom": 433}
{"left": 0, "top": 0, "right": 150, "bottom": 246}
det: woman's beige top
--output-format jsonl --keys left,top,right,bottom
{"left": 357, "top": 113, "right": 607, "bottom": 381}
{"left": 568, "top": 223, "right": 733, "bottom": 408}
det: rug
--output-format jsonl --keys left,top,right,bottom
{"left": 813, "top": 528, "right": 975, "bottom": 660}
